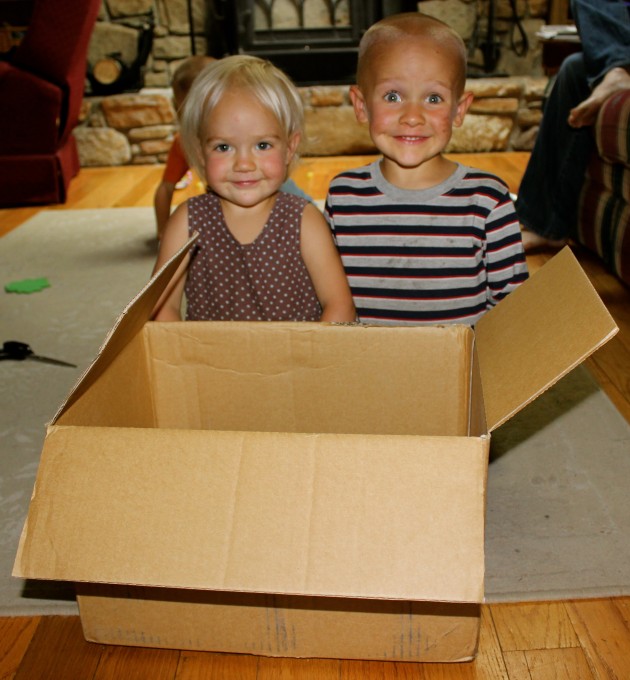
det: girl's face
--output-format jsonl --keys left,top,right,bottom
{"left": 201, "top": 88, "right": 299, "bottom": 209}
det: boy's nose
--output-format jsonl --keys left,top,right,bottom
{"left": 400, "top": 102, "right": 425, "bottom": 126}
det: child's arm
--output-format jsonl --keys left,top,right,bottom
{"left": 153, "top": 180, "right": 176, "bottom": 241}
{"left": 300, "top": 203, "right": 356, "bottom": 322}
{"left": 485, "top": 196, "right": 529, "bottom": 305}
{"left": 151, "top": 202, "right": 191, "bottom": 321}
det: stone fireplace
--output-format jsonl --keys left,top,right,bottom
{"left": 75, "top": 0, "right": 554, "bottom": 167}
{"left": 86, "top": 1, "right": 551, "bottom": 91}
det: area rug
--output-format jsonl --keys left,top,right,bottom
{"left": 1, "top": 208, "right": 629, "bottom": 615}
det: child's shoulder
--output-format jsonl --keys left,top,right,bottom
{"left": 278, "top": 188, "right": 311, "bottom": 212}
{"left": 329, "top": 161, "right": 376, "bottom": 187}
{"left": 458, "top": 165, "right": 510, "bottom": 193}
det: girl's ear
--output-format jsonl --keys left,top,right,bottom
{"left": 453, "top": 91, "right": 474, "bottom": 128}
{"left": 349, "top": 85, "right": 369, "bottom": 124}
{"left": 286, "top": 131, "right": 301, "bottom": 163}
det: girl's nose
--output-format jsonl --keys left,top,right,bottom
{"left": 234, "top": 149, "right": 256, "bottom": 171}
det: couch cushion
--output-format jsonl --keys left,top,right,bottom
{"left": 578, "top": 162, "right": 630, "bottom": 286}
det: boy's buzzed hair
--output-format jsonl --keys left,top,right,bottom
{"left": 357, "top": 12, "right": 468, "bottom": 94}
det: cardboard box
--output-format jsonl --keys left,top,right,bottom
{"left": 13, "top": 245, "right": 617, "bottom": 663}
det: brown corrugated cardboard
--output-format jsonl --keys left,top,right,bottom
{"left": 13, "top": 246, "right": 618, "bottom": 663}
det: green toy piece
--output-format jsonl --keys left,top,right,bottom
{"left": 5, "top": 278, "right": 51, "bottom": 294}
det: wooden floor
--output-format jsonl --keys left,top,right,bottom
{"left": 1, "top": 153, "right": 629, "bottom": 679}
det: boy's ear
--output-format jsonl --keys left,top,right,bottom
{"left": 349, "top": 85, "right": 369, "bottom": 124}
{"left": 453, "top": 91, "right": 474, "bottom": 128}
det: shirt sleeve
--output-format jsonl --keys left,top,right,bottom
{"left": 484, "top": 191, "right": 529, "bottom": 306}
{"left": 162, "top": 135, "right": 190, "bottom": 184}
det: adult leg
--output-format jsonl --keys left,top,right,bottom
{"left": 569, "top": 0, "right": 630, "bottom": 127}
{"left": 516, "top": 53, "right": 591, "bottom": 243}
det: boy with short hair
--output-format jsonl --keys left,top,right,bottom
{"left": 325, "top": 12, "right": 528, "bottom": 326}
{"left": 154, "top": 55, "right": 215, "bottom": 241}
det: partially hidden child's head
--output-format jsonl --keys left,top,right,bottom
{"left": 171, "top": 55, "right": 216, "bottom": 114}
{"left": 351, "top": 12, "right": 472, "bottom": 162}
{"left": 179, "top": 55, "right": 304, "bottom": 189}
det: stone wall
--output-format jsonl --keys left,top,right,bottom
{"left": 88, "top": 0, "right": 207, "bottom": 90}
{"left": 75, "top": 75, "right": 548, "bottom": 166}
{"left": 88, "top": 1, "right": 551, "bottom": 91}
{"left": 78, "top": 0, "right": 552, "bottom": 166}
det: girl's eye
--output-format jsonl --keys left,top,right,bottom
{"left": 384, "top": 91, "right": 402, "bottom": 103}
{"left": 214, "top": 143, "right": 230, "bottom": 152}
{"left": 257, "top": 141, "right": 272, "bottom": 151}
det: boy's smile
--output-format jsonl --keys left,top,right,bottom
{"left": 350, "top": 37, "right": 473, "bottom": 189}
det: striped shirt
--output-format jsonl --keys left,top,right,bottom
{"left": 325, "top": 161, "right": 529, "bottom": 326}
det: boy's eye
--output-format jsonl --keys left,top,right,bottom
{"left": 384, "top": 91, "right": 402, "bottom": 103}
{"left": 427, "top": 94, "right": 443, "bottom": 104}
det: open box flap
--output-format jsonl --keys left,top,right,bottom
{"left": 476, "top": 247, "right": 618, "bottom": 433}
{"left": 49, "top": 235, "right": 198, "bottom": 425}
{"left": 14, "top": 426, "right": 488, "bottom": 605}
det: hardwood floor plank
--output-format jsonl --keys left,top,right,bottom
{"left": 585, "top": 357, "right": 630, "bottom": 424}
{"left": 257, "top": 655, "right": 341, "bottom": 679}
{"left": 0, "top": 616, "right": 40, "bottom": 680}
{"left": 611, "top": 596, "right": 630, "bottom": 623}
{"left": 112, "top": 166, "right": 163, "bottom": 208}
{"left": 490, "top": 602, "right": 580, "bottom": 652}
{"left": 502, "top": 650, "right": 533, "bottom": 680}
{"left": 63, "top": 167, "right": 115, "bottom": 206}
{"left": 523, "top": 647, "right": 595, "bottom": 680}
{"left": 175, "top": 650, "right": 259, "bottom": 680}
{"left": 475, "top": 606, "right": 511, "bottom": 679}
{"left": 0, "top": 208, "right": 39, "bottom": 238}
{"left": 587, "top": 341, "right": 630, "bottom": 421}
{"left": 399, "top": 660, "right": 477, "bottom": 678}
{"left": 67, "top": 167, "right": 157, "bottom": 209}
{"left": 93, "top": 644, "right": 180, "bottom": 680}
{"left": 340, "top": 659, "right": 386, "bottom": 679}
{"left": 13, "top": 616, "right": 103, "bottom": 680}
{"left": 566, "top": 598, "right": 630, "bottom": 680}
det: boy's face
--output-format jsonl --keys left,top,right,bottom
{"left": 351, "top": 36, "right": 472, "bottom": 179}
{"left": 201, "top": 88, "right": 299, "bottom": 209}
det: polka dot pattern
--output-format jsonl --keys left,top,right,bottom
{"left": 184, "top": 192, "right": 322, "bottom": 321}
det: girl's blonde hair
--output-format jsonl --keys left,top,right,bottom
{"left": 180, "top": 54, "right": 304, "bottom": 181}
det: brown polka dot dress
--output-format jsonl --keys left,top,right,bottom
{"left": 185, "top": 191, "right": 323, "bottom": 321}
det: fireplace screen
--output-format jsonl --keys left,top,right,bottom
{"left": 226, "top": 0, "right": 379, "bottom": 85}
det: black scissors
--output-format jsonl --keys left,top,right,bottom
{"left": 0, "top": 341, "right": 77, "bottom": 367}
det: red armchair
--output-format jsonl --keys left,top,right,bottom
{"left": 0, "top": 0, "right": 101, "bottom": 206}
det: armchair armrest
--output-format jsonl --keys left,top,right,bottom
{"left": 0, "top": 62, "right": 63, "bottom": 155}
{"left": 595, "top": 89, "right": 630, "bottom": 167}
